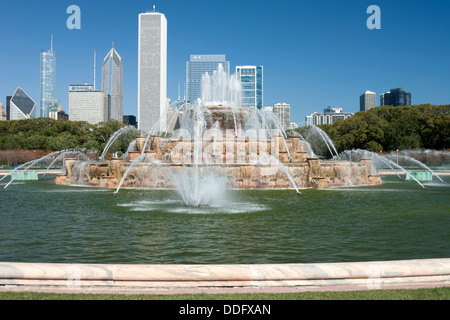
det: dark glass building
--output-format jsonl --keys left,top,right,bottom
{"left": 6, "top": 96, "right": 11, "bottom": 120}
{"left": 123, "top": 115, "right": 137, "bottom": 128}
{"left": 380, "top": 88, "right": 411, "bottom": 106}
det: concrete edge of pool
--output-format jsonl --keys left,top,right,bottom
{"left": 0, "top": 258, "right": 449, "bottom": 295}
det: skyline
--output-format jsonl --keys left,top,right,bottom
{"left": 0, "top": 0, "right": 449, "bottom": 124}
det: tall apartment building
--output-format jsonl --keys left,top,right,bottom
{"left": 305, "top": 106, "right": 353, "bottom": 126}
{"left": 68, "top": 85, "right": 108, "bottom": 124}
{"left": 138, "top": 11, "right": 167, "bottom": 133}
{"left": 186, "top": 55, "right": 230, "bottom": 104}
{"left": 102, "top": 46, "right": 123, "bottom": 122}
{"left": 0, "top": 103, "right": 6, "bottom": 121}
{"left": 9, "top": 88, "right": 36, "bottom": 120}
{"left": 360, "top": 90, "right": 376, "bottom": 111}
{"left": 273, "top": 103, "right": 291, "bottom": 130}
{"left": 380, "top": 88, "right": 411, "bottom": 106}
{"left": 40, "top": 35, "right": 60, "bottom": 118}
{"left": 236, "top": 65, "right": 263, "bottom": 109}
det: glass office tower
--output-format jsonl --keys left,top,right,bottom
{"left": 138, "top": 11, "right": 167, "bottom": 133}
{"left": 380, "top": 88, "right": 411, "bottom": 106}
{"left": 236, "top": 66, "right": 263, "bottom": 109}
{"left": 40, "top": 35, "right": 59, "bottom": 118}
{"left": 10, "top": 88, "right": 36, "bottom": 120}
{"left": 102, "top": 46, "right": 123, "bottom": 122}
{"left": 186, "top": 55, "right": 230, "bottom": 104}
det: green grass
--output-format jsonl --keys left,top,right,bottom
{"left": 1, "top": 287, "right": 449, "bottom": 300}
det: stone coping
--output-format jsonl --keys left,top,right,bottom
{"left": 0, "top": 259, "right": 449, "bottom": 294}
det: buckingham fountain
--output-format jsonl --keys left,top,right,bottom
{"left": 54, "top": 64, "right": 382, "bottom": 204}
{"left": 1, "top": 65, "right": 448, "bottom": 294}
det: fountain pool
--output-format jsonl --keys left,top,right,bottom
{"left": 0, "top": 175, "right": 448, "bottom": 264}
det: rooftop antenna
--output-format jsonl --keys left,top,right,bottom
{"left": 153, "top": 5, "right": 156, "bottom": 12}
{"left": 112, "top": 41, "right": 114, "bottom": 49}
{"left": 51, "top": 34, "right": 53, "bottom": 51}
{"left": 178, "top": 83, "right": 180, "bottom": 101}
{"left": 93, "top": 50, "right": 96, "bottom": 90}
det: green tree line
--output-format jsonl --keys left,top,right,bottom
{"left": 0, "top": 118, "right": 140, "bottom": 156}
{"left": 292, "top": 104, "right": 449, "bottom": 154}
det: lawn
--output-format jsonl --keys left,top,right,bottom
{"left": 1, "top": 287, "right": 449, "bottom": 300}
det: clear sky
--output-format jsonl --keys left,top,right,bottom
{"left": 0, "top": 0, "right": 449, "bottom": 124}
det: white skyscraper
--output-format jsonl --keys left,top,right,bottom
{"left": 273, "top": 103, "right": 291, "bottom": 131}
{"left": 138, "top": 10, "right": 167, "bottom": 133}
{"left": 68, "top": 85, "right": 108, "bottom": 124}
{"left": 102, "top": 46, "right": 123, "bottom": 122}
{"left": 360, "top": 90, "right": 376, "bottom": 111}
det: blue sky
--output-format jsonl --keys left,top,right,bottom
{"left": 0, "top": 0, "right": 449, "bottom": 124}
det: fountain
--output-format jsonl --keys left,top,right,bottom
{"left": 51, "top": 65, "right": 382, "bottom": 205}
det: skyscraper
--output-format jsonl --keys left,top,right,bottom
{"left": 380, "top": 88, "right": 411, "bottom": 107}
{"left": 236, "top": 66, "right": 263, "bottom": 109}
{"left": 40, "top": 35, "right": 59, "bottom": 118}
{"left": 69, "top": 85, "right": 108, "bottom": 124}
{"left": 6, "top": 96, "right": 11, "bottom": 120}
{"left": 0, "top": 103, "right": 6, "bottom": 121}
{"left": 9, "top": 88, "right": 36, "bottom": 120}
{"left": 138, "top": 11, "right": 167, "bottom": 133}
{"left": 273, "top": 103, "right": 291, "bottom": 130}
{"left": 186, "top": 55, "right": 230, "bottom": 104}
{"left": 102, "top": 45, "right": 123, "bottom": 122}
{"left": 360, "top": 90, "right": 376, "bottom": 111}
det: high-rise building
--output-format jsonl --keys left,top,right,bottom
{"left": 9, "top": 88, "right": 36, "bottom": 120}
{"left": 102, "top": 46, "right": 123, "bottom": 122}
{"left": 123, "top": 115, "right": 137, "bottom": 128}
{"left": 138, "top": 11, "right": 167, "bottom": 133}
{"left": 236, "top": 66, "right": 263, "bottom": 109}
{"left": 40, "top": 35, "right": 60, "bottom": 118}
{"left": 49, "top": 105, "right": 68, "bottom": 121}
{"left": 380, "top": 88, "right": 411, "bottom": 106}
{"left": 0, "top": 103, "right": 6, "bottom": 121}
{"left": 68, "top": 85, "right": 108, "bottom": 124}
{"left": 360, "top": 90, "right": 376, "bottom": 111}
{"left": 6, "top": 96, "right": 11, "bottom": 120}
{"left": 273, "top": 103, "right": 291, "bottom": 130}
{"left": 186, "top": 55, "right": 230, "bottom": 104}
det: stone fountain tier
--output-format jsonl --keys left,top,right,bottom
{"left": 54, "top": 106, "right": 382, "bottom": 190}
{"left": 56, "top": 155, "right": 382, "bottom": 190}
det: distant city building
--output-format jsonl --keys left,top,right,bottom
{"left": 49, "top": 105, "right": 68, "bottom": 121}
{"left": 138, "top": 11, "right": 167, "bottom": 133}
{"left": 40, "top": 35, "right": 60, "bottom": 118}
{"left": 102, "top": 46, "right": 123, "bottom": 122}
{"left": 123, "top": 115, "right": 137, "bottom": 128}
{"left": 305, "top": 106, "right": 353, "bottom": 126}
{"left": 273, "top": 103, "right": 291, "bottom": 130}
{"left": 186, "top": 55, "right": 230, "bottom": 103}
{"left": 236, "top": 65, "right": 263, "bottom": 109}
{"left": 360, "top": 90, "right": 376, "bottom": 111}
{"left": 0, "top": 102, "right": 6, "bottom": 121}
{"left": 68, "top": 85, "right": 107, "bottom": 124}
{"left": 6, "top": 96, "right": 11, "bottom": 120}
{"left": 380, "top": 88, "right": 411, "bottom": 106}
{"left": 9, "top": 88, "right": 36, "bottom": 120}
{"left": 262, "top": 106, "right": 273, "bottom": 113}
{"left": 289, "top": 122, "right": 299, "bottom": 130}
